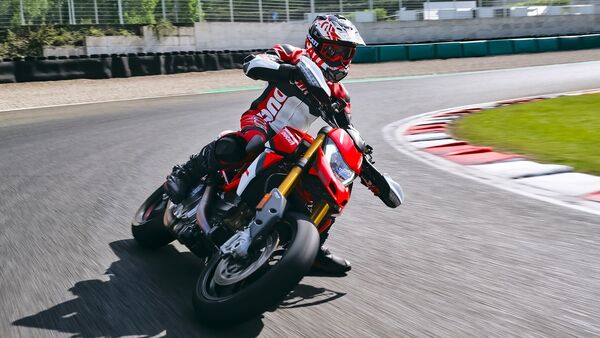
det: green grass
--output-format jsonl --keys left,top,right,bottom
{"left": 452, "top": 93, "right": 600, "bottom": 175}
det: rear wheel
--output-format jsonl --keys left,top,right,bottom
{"left": 131, "top": 185, "right": 175, "bottom": 249}
{"left": 192, "top": 212, "right": 319, "bottom": 325}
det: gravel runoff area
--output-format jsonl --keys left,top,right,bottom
{"left": 1, "top": 48, "right": 600, "bottom": 121}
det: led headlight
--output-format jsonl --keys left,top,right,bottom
{"left": 324, "top": 139, "right": 356, "bottom": 186}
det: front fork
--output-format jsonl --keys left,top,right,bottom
{"left": 310, "top": 200, "right": 330, "bottom": 227}
{"left": 220, "top": 132, "right": 329, "bottom": 258}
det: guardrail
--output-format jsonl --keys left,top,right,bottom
{"left": 353, "top": 33, "right": 600, "bottom": 63}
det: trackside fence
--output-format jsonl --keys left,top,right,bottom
{"left": 2, "top": 0, "right": 600, "bottom": 28}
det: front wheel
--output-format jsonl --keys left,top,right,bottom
{"left": 192, "top": 212, "right": 319, "bottom": 325}
{"left": 131, "top": 185, "right": 175, "bottom": 249}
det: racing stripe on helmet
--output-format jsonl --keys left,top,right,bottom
{"left": 306, "top": 43, "right": 326, "bottom": 68}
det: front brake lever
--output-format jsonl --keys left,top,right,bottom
{"left": 364, "top": 145, "right": 375, "bottom": 164}
{"left": 319, "top": 103, "right": 339, "bottom": 129}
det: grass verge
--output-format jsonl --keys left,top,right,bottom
{"left": 452, "top": 93, "right": 600, "bottom": 175}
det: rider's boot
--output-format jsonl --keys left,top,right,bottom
{"left": 312, "top": 246, "right": 352, "bottom": 275}
{"left": 311, "top": 226, "right": 351, "bottom": 275}
{"left": 164, "top": 141, "right": 217, "bottom": 204}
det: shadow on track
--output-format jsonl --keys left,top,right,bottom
{"left": 279, "top": 284, "right": 346, "bottom": 309}
{"left": 13, "top": 239, "right": 345, "bottom": 337}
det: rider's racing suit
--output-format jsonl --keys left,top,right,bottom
{"left": 239, "top": 44, "right": 352, "bottom": 144}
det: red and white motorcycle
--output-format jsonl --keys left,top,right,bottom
{"left": 131, "top": 56, "right": 404, "bottom": 325}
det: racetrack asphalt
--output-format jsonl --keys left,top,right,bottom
{"left": 1, "top": 61, "right": 600, "bottom": 337}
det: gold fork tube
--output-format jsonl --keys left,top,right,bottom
{"left": 310, "top": 201, "right": 330, "bottom": 226}
{"left": 277, "top": 133, "right": 327, "bottom": 198}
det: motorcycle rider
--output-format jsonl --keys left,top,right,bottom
{"left": 165, "top": 14, "right": 365, "bottom": 275}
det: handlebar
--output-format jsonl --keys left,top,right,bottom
{"left": 316, "top": 99, "right": 374, "bottom": 164}
{"left": 295, "top": 56, "right": 373, "bottom": 163}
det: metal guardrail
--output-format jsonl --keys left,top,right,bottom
{"left": 1, "top": 0, "right": 598, "bottom": 28}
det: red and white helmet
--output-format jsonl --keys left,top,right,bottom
{"left": 305, "top": 14, "right": 365, "bottom": 83}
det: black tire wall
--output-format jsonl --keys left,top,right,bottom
{"left": 0, "top": 49, "right": 266, "bottom": 83}
{"left": 0, "top": 60, "right": 16, "bottom": 83}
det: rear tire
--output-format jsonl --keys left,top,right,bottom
{"left": 192, "top": 212, "right": 319, "bottom": 325}
{"left": 131, "top": 185, "right": 175, "bottom": 249}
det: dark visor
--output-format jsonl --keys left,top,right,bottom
{"left": 320, "top": 43, "right": 356, "bottom": 62}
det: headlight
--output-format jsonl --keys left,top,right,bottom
{"left": 324, "top": 139, "right": 356, "bottom": 186}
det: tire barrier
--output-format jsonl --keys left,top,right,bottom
{"left": 0, "top": 49, "right": 266, "bottom": 83}
{"left": 3, "top": 32, "right": 599, "bottom": 83}
{"left": 353, "top": 33, "right": 600, "bottom": 63}
{"left": 0, "top": 60, "right": 16, "bottom": 83}
{"left": 128, "top": 53, "right": 162, "bottom": 77}
{"left": 11, "top": 56, "right": 101, "bottom": 82}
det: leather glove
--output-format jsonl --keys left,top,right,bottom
{"left": 287, "top": 62, "right": 331, "bottom": 107}
{"left": 279, "top": 64, "right": 303, "bottom": 83}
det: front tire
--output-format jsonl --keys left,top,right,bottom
{"left": 192, "top": 212, "right": 319, "bottom": 325}
{"left": 131, "top": 185, "right": 175, "bottom": 249}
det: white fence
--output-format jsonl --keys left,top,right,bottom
{"left": 2, "top": 0, "right": 599, "bottom": 28}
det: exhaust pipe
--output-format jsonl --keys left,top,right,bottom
{"left": 195, "top": 184, "right": 214, "bottom": 235}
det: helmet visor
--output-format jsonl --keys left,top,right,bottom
{"left": 319, "top": 43, "right": 356, "bottom": 65}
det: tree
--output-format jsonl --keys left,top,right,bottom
{"left": 124, "top": 0, "right": 160, "bottom": 24}
{"left": 0, "top": 0, "right": 54, "bottom": 26}
{"left": 186, "top": 0, "right": 205, "bottom": 22}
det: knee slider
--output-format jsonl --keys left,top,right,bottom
{"left": 214, "top": 134, "right": 247, "bottom": 162}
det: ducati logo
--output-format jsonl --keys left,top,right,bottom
{"left": 281, "top": 128, "right": 300, "bottom": 146}
{"left": 258, "top": 88, "right": 288, "bottom": 122}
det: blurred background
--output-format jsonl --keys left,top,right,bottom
{"left": 2, "top": 0, "right": 599, "bottom": 58}
{"left": 1, "top": 0, "right": 597, "bottom": 26}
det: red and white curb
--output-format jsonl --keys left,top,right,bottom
{"left": 383, "top": 89, "right": 600, "bottom": 216}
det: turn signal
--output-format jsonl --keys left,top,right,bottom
{"left": 256, "top": 193, "right": 271, "bottom": 210}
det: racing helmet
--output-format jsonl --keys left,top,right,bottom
{"left": 305, "top": 14, "right": 365, "bottom": 83}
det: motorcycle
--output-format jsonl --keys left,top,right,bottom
{"left": 131, "top": 56, "right": 404, "bottom": 325}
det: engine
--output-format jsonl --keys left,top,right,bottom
{"left": 210, "top": 194, "right": 253, "bottom": 232}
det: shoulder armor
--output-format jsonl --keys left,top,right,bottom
{"left": 272, "top": 44, "right": 304, "bottom": 64}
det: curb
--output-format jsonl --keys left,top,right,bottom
{"left": 383, "top": 89, "right": 600, "bottom": 216}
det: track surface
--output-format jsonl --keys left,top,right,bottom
{"left": 2, "top": 62, "right": 600, "bottom": 337}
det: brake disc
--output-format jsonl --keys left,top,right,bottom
{"left": 213, "top": 234, "right": 279, "bottom": 286}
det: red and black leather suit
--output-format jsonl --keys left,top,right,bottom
{"left": 239, "top": 44, "right": 352, "bottom": 146}
{"left": 166, "top": 43, "right": 354, "bottom": 203}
